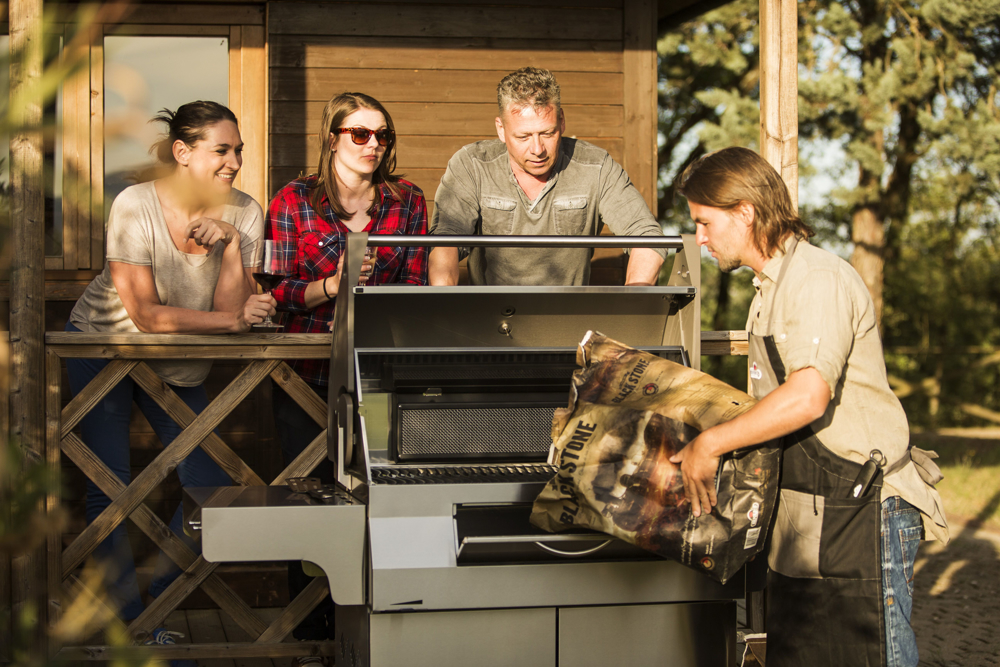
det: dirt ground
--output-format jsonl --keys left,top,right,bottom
{"left": 912, "top": 517, "right": 1000, "bottom": 667}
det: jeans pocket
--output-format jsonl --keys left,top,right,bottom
{"left": 899, "top": 524, "right": 922, "bottom": 597}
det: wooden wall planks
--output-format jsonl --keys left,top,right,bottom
{"left": 268, "top": 3, "right": 621, "bottom": 40}
{"left": 270, "top": 68, "right": 624, "bottom": 104}
{"left": 266, "top": 1, "right": 640, "bottom": 203}
{"left": 269, "top": 36, "right": 623, "bottom": 72}
{"left": 622, "top": 0, "right": 658, "bottom": 214}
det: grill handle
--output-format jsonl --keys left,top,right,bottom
{"left": 357, "top": 234, "right": 684, "bottom": 249}
{"left": 533, "top": 539, "right": 613, "bottom": 558}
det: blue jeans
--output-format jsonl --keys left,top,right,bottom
{"left": 65, "top": 323, "right": 231, "bottom": 620}
{"left": 881, "top": 496, "right": 923, "bottom": 667}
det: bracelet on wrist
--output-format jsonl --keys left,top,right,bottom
{"left": 322, "top": 276, "right": 333, "bottom": 301}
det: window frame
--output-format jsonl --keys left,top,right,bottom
{"left": 40, "top": 5, "right": 267, "bottom": 296}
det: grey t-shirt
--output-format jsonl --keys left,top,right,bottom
{"left": 430, "top": 138, "right": 665, "bottom": 285}
{"left": 69, "top": 181, "right": 264, "bottom": 386}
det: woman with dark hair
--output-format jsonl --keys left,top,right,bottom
{"left": 65, "top": 101, "right": 274, "bottom": 643}
{"left": 265, "top": 92, "right": 428, "bottom": 654}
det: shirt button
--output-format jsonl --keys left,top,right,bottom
{"left": 318, "top": 241, "right": 324, "bottom": 247}
{"left": 813, "top": 337, "right": 820, "bottom": 344}
{"left": 780, "top": 334, "right": 786, "bottom": 340}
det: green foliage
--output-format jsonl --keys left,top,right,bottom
{"left": 0, "top": 441, "right": 65, "bottom": 556}
{"left": 659, "top": 0, "right": 1000, "bottom": 431}
{"left": 657, "top": 0, "right": 761, "bottom": 232}
{"left": 798, "top": 0, "right": 1000, "bottom": 253}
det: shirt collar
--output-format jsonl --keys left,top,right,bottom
{"left": 755, "top": 235, "right": 798, "bottom": 288}
{"left": 504, "top": 139, "right": 568, "bottom": 207}
{"left": 309, "top": 176, "right": 400, "bottom": 213}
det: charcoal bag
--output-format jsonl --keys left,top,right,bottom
{"left": 530, "top": 332, "right": 781, "bottom": 584}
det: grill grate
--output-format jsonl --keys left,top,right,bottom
{"left": 371, "top": 464, "right": 557, "bottom": 485}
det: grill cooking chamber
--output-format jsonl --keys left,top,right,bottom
{"left": 194, "top": 233, "right": 743, "bottom": 667}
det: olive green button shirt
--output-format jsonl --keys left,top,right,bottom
{"left": 748, "top": 238, "right": 948, "bottom": 543}
{"left": 430, "top": 138, "right": 665, "bottom": 285}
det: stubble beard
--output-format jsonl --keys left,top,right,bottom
{"left": 718, "top": 254, "right": 742, "bottom": 273}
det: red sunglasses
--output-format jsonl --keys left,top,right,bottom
{"left": 334, "top": 126, "right": 395, "bottom": 147}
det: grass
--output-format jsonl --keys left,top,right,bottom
{"left": 910, "top": 433, "right": 1000, "bottom": 533}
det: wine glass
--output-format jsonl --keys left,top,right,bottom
{"left": 358, "top": 246, "right": 374, "bottom": 285}
{"left": 252, "top": 240, "right": 284, "bottom": 330}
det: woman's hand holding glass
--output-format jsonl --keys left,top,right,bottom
{"left": 251, "top": 240, "right": 284, "bottom": 330}
{"left": 237, "top": 293, "right": 278, "bottom": 332}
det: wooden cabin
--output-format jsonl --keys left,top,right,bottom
{"left": 2, "top": 0, "right": 796, "bottom": 660}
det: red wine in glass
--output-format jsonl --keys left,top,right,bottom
{"left": 253, "top": 272, "right": 284, "bottom": 292}
{"left": 252, "top": 271, "right": 284, "bottom": 330}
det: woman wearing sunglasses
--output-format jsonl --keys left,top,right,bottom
{"left": 264, "top": 91, "right": 428, "bottom": 655}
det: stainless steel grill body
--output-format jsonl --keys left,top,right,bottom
{"left": 196, "top": 233, "right": 744, "bottom": 667}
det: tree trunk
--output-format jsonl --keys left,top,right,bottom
{"left": 851, "top": 204, "right": 885, "bottom": 325}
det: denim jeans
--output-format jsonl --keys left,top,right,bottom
{"left": 65, "top": 323, "right": 231, "bottom": 620}
{"left": 881, "top": 496, "right": 923, "bottom": 667}
{"left": 272, "top": 381, "right": 336, "bottom": 640}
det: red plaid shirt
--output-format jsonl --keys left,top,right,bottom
{"left": 266, "top": 175, "right": 428, "bottom": 386}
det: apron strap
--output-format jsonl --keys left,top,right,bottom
{"left": 882, "top": 449, "right": 911, "bottom": 477}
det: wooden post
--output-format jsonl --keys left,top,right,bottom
{"left": 753, "top": 0, "right": 799, "bottom": 634}
{"left": 759, "top": 0, "right": 799, "bottom": 206}
{"left": 9, "top": 0, "right": 49, "bottom": 656}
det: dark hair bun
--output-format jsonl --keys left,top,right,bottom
{"left": 151, "top": 101, "right": 238, "bottom": 164}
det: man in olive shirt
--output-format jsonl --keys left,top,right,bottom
{"left": 670, "top": 147, "right": 947, "bottom": 667}
{"left": 428, "top": 67, "right": 665, "bottom": 286}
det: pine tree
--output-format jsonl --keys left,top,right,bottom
{"left": 798, "top": 0, "right": 1000, "bottom": 322}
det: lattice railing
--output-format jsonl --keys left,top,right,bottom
{"left": 44, "top": 332, "right": 336, "bottom": 662}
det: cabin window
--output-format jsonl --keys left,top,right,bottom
{"left": 103, "top": 35, "right": 229, "bottom": 218}
{"left": 6, "top": 5, "right": 269, "bottom": 295}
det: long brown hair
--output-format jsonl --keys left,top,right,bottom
{"left": 311, "top": 92, "right": 401, "bottom": 219}
{"left": 678, "top": 147, "right": 813, "bottom": 258}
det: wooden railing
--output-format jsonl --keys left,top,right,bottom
{"left": 41, "top": 329, "right": 749, "bottom": 660}
{"left": 45, "top": 332, "right": 336, "bottom": 661}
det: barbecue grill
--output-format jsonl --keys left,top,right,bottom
{"left": 188, "top": 233, "right": 744, "bottom": 667}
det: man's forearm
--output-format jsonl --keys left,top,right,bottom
{"left": 429, "top": 246, "right": 459, "bottom": 286}
{"left": 671, "top": 366, "right": 831, "bottom": 516}
{"left": 624, "top": 247, "right": 664, "bottom": 285}
{"left": 697, "top": 367, "right": 831, "bottom": 458}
